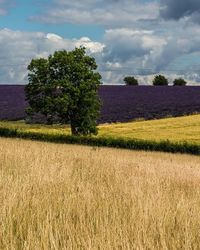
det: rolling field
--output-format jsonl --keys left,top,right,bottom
{"left": 1, "top": 138, "right": 200, "bottom": 249}
{"left": 100, "top": 114, "right": 200, "bottom": 143}
{"left": 1, "top": 114, "right": 200, "bottom": 144}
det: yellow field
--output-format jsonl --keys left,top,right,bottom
{"left": 1, "top": 137, "right": 200, "bottom": 249}
{"left": 1, "top": 114, "right": 200, "bottom": 143}
{"left": 99, "top": 114, "right": 200, "bottom": 143}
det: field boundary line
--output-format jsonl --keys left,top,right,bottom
{"left": 0, "top": 127, "right": 199, "bottom": 155}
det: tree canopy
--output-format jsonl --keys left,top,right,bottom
{"left": 25, "top": 47, "right": 102, "bottom": 136}
{"left": 123, "top": 76, "right": 138, "bottom": 85}
{"left": 173, "top": 78, "right": 187, "bottom": 86}
{"left": 153, "top": 75, "right": 168, "bottom": 86}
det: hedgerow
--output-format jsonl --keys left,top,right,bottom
{"left": 0, "top": 126, "right": 200, "bottom": 155}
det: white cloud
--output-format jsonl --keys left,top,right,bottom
{"left": 74, "top": 37, "right": 105, "bottom": 53}
{"left": 1, "top": 25, "right": 200, "bottom": 85}
{"left": 30, "top": 0, "right": 159, "bottom": 27}
{"left": 0, "top": 29, "right": 104, "bottom": 84}
{"left": 20, "top": 0, "right": 200, "bottom": 85}
{"left": 99, "top": 25, "right": 200, "bottom": 84}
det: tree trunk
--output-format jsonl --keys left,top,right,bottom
{"left": 70, "top": 122, "right": 79, "bottom": 136}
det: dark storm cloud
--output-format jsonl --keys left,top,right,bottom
{"left": 160, "top": 0, "right": 200, "bottom": 22}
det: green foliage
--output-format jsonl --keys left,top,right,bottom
{"left": 123, "top": 76, "right": 138, "bottom": 85}
{"left": 0, "top": 126, "right": 200, "bottom": 156}
{"left": 153, "top": 75, "right": 168, "bottom": 86}
{"left": 173, "top": 78, "right": 187, "bottom": 86}
{"left": 25, "top": 47, "right": 102, "bottom": 136}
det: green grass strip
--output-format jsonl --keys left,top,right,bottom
{"left": 0, "top": 126, "right": 200, "bottom": 155}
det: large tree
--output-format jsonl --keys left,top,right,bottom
{"left": 25, "top": 47, "right": 102, "bottom": 136}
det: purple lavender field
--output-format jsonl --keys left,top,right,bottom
{"left": 99, "top": 86, "right": 200, "bottom": 123}
{"left": 0, "top": 85, "right": 26, "bottom": 121}
{"left": 1, "top": 85, "right": 200, "bottom": 123}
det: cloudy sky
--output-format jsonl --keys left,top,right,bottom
{"left": 1, "top": 0, "right": 200, "bottom": 84}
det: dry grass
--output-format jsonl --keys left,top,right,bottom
{"left": 1, "top": 138, "right": 200, "bottom": 249}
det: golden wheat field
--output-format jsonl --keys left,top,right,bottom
{"left": 1, "top": 138, "right": 200, "bottom": 249}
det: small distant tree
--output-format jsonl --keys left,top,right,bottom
{"left": 153, "top": 75, "right": 168, "bottom": 86}
{"left": 25, "top": 47, "right": 102, "bottom": 136}
{"left": 123, "top": 76, "right": 138, "bottom": 85}
{"left": 173, "top": 78, "right": 187, "bottom": 86}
